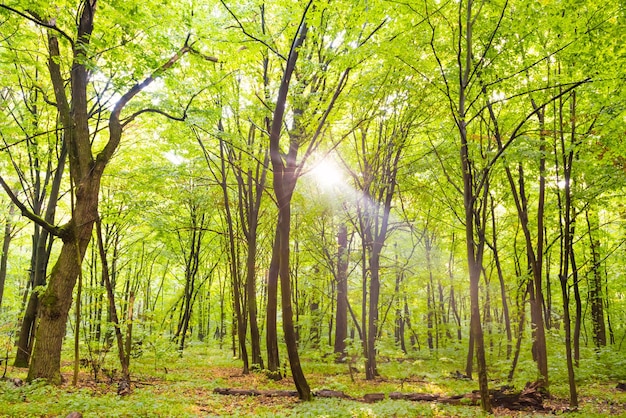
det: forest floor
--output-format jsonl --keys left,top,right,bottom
{"left": 1, "top": 344, "right": 626, "bottom": 417}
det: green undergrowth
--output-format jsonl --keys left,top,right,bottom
{"left": 1, "top": 343, "right": 626, "bottom": 417}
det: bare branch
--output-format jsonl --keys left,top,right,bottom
{"left": 358, "top": 18, "right": 388, "bottom": 47}
{"left": 0, "top": 5, "right": 74, "bottom": 46}
{"left": 0, "top": 175, "right": 65, "bottom": 238}
{"left": 218, "top": 0, "right": 286, "bottom": 60}
{"left": 121, "top": 86, "right": 207, "bottom": 127}
{"left": 477, "top": 78, "right": 591, "bottom": 192}
{"left": 189, "top": 45, "right": 219, "bottom": 63}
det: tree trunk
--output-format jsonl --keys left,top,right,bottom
{"left": 266, "top": 229, "right": 281, "bottom": 379}
{"left": 508, "top": 288, "right": 527, "bottom": 381}
{"left": 365, "top": 247, "right": 381, "bottom": 380}
{"left": 266, "top": 8, "right": 312, "bottom": 400}
{"left": 490, "top": 198, "right": 512, "bottom": 358}
{"left": 427, "top": 282, "right": 434, "bottom": 351}
{"left": 0, "top": 206, "right": 14, "bottom": 309}
{"left": 15, "top": 142, "right": 66, "bottom": 367}
{"left": 558, "top": 91, "right": 578, "bottom": 407}
{"left": 276, "top": 199, "right": 311, "bottom": 399}
{"left": 460, "top": 116, "right": 491, "bottom": 411}
{"left": 571, "top": 244, "right": 581, "bottom": 366}
{"left": 28, "top": 176, "right": 101, "bottom": 383}
{"left": 334, "top": 224, "right": 348, "bottom": 360}
{"left": 485, "top": 93, "right": 549, "bottom": 389}
{"left": 246, "top": 233, "right": 263, "bottom": 369}
{"left": 218, "top": 138, "right": 249, "bottom": 373}
{"left": 586, "top": 209, "right": 606, "bottom": 348}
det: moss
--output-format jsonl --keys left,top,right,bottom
{"left": 40, "top": 291, "right": 57, "bottom": 309}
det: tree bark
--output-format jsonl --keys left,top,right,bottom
{"left": 586, "top": 209, "right": 606, "bottom": 348}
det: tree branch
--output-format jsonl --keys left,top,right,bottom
{"left": 476, "top": 78, "right": 591, "bottom": 192}
{"left": 0, "top": 175, "right": 65, "bottom": 238}
{"left": 219, "top": 0, "right": 286, "bottom": 60}
{"left": 98, "top": 40, "right": 194, "bottom": 166}
{"left": 0, "top": 5, "right": 74, "bottom": 46}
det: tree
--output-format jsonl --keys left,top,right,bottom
{"left": 345, "top": 83, "right": 418, "bottom": 379}
{"left": 0, "top": 1, "right": 196, "bottom": 383}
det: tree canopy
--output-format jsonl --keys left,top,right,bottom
{"left": 1, "top": 0, "right": 626, "bottom": 415}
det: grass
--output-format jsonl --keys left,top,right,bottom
{"left": 1, "top": 343, "right": 626, "bottom": 417}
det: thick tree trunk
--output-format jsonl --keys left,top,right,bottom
{"left": 28, "top": 176, "right": 101, "bottom": 383}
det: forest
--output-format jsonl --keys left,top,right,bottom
{"left": 1, "top": 0, "right": 626, "bottom": 416}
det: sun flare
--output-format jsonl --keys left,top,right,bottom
{"left": 309, "top": 157, "right": 345, "bottom": 189}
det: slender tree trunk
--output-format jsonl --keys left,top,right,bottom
{"left": 15, "top": 142, "right": 66, "bottom": 367}
{"left": 448, "top": 240, "right": 462, "bottom": 342}
{"left": 266, "top": 9, "right": 312, "bottom": 399}
{"left": 450, "top": 287, "right": 462, "bottom": 342}
{"left": 459, "top": 114, "right": 491, "bottom": 410}
{"left": 427, "top": 282, "right": 434, "bottom": 350}
{"left": 0, "top": 206, "right": 14, "bottom": 309}
{"left": 366, "top": 247, "right": 381, "bottom": 380}
{"left": 96, "top": 219, "right": 130, "bottom": 384}
{"left": 586, "top": 209, "right": 606, "bottom": 348}
{"left": 393, "top": 251, "right": 407, "bottom": 353}
{"left": 334, "top": 224, "right": 348, "bottom": 360}
{"left": 465, "top": 328, "right": 474, "bottom": 378}
{"left": 490, "top": 198, "right": 512, "bottom": 358}
{"left": 508, "top": 287, "right": 527, "bottom": 381}
{"left": 218, "top": 139, "right": 249, "bottom": 373}
{"left": 276, "top": 197, "right": 310, "bottom": 399}
{"left": 246, "top": 226, "right": 263, "bottom": 369}
{"left": 556, "top": 90, "right": 578, "bottom": 408}
{"left": 266, "top": 229, "right": 281, "bottom": 379}
{"left": 571, "top": 239, "right": 582, "bottom": 366}
{"left": 486, "top": 93, "right": 549, "bottom": 389}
